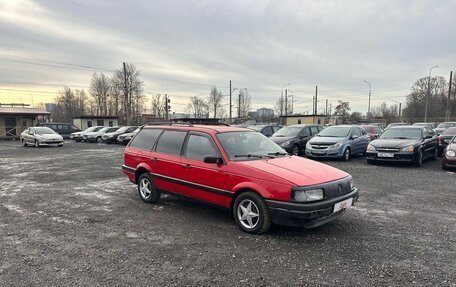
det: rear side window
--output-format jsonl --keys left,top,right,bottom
{"left": 263, "top": 126, "right": 273, "bottom": 137}
{"left": 129, "top": 129, "right": 162, "bottom": 150}
{"left": 155, "top": 130, "right": 187, "bottom": 156}
{"left": 185, "top": 134, "right": 218, "bottom": 161}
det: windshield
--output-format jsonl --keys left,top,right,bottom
{"left": 272, "top": 126, "right": 302, "bottom": 137}
{"left": 380, "top": 128, "right": 422, "bottom": 140}
{"left": 361, "top": 126, "right": 375, "bottom": 133}
{"left": 413, "top": 123, "right": 428, "bottom": 127}
{"left": 115, "top": 126, "right": 130, "bottom": 133}
{"left": 317, "top": 126, "right": 351, "bottom": 137}
{"left": 247, "top": 125, "right": 265, "bottom": 132}
{"left": 217, "top": 131, "right": 285, "bottom": 160}
{"left": 34, "top": 127, "right": 56, "bottom": 134}
{"left": 84, "top": 126, "right": 98, "bottom": 132}
{"left": 443, "top": 127, "right": 456, "bottom": 135}
{"left": 387, "top": 123, "right": 406, "bottom": 128}
{"left": 437, "top": 123, "right": 454, "bottom": 128}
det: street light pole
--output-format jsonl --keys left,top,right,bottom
{"left": 280, "top": 83, "right": 290, "bottom": 116}
{"left": 364, "top": 80, "right": 371, "bottom": 123}
{"left": 424, "top": 65, "right": 439, "bottom": 122}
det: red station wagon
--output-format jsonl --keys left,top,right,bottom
{"left": 122, "top": 124, "right": 359, "bottom": 234}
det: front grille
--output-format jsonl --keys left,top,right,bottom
{"left": 376, "top": 147, "right": 399, "bottom": 152}
{"left": 311, "top": 144, "right": 331, "bottom": 149}
{"left": 293, "top": 176, "right": 353, "bottom": 200}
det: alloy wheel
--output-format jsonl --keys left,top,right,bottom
{"left": 139, "top": 178, "right": 152, "bottom": 199}
{"left": 237, "top": 199, "right": 260, "bottom": 229}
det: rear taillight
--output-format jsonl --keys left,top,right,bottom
{"left": 437, "top": 136, "right": 443, "bottom": 144}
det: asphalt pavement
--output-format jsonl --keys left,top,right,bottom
{"left": 0, "top": 140, "right": 455, "bottom": 286}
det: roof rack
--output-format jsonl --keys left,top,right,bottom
{"left": 169, "top": 122, "right": 193, "bottom": 127}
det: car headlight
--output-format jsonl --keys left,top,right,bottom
{"left": 400, "top": 145, "right": 414, "bottom": 152}
{"left": 446, "top": 150, "right": 456, "bottom": 157}
{"left": 125, "top": 136, "right": 132, "bottom": 140}
{"left": 367, "top": 144, "right": 376, "bottom": 151}
{"left": 281, "top": 140, "right": 292, "bottom": 147}
{"left": 292, "top": 188, "right": 324, "bottom": 202}
{"left": 349, "top": 177, "right": 355, "bottom": 190}
{"left": 329, "top": 142, "right": 342, "bottom": 149}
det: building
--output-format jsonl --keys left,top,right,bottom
{"left": 280, "top": 114, "right": 326, "bottom": 126}
{"left": 256, "top": 107, "right": 274, "bottom": 122}
{"left": 73, "top": 116, "right": 118, "bottom": 130}
{"left": 0, "top": 106, "right": 51, "bottom": 139}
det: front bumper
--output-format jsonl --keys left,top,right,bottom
{"left": 102, "top": 136, "right": 117, "bottom": 143}
{"left": 442, "top": 156, "right": 456, "bottom": 168}
{"left": 265, "top": 188, "right": 358, "bottom": 228}
{"left": 305, "top": 147, "right": 343, "bottom": 158}
{"left": 366, "top": 151, "right": 416, "bottom": 162}
{"left": 38, "top": 140, "right": 64, "bottom": 146}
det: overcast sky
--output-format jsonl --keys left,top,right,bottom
{"left": 1, "top": 0, "right": 455, "bottom": 114}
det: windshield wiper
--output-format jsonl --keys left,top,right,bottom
{"left": 234, "top": 154, "right": 265, "bottom": 159}
{"left": 393, "top": 137, "right": 410, "bottom": 139}
{"left": 274, "top": 135, "right": 286, "bottom": 137}
{"left": 267, "top": 152, "right": 288, "bottom": 156}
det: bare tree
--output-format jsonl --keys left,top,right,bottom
{"left": 52, "top": 87, "right": 88, "bottom": 122}
{"left": 334, "top": 100, "right": 351, "bottom": 123}
{"left": 89, "top": 72, "right": 110, "bottom": 116}
{"left": 186, "top": 96, "right": 208, "bottom": 118}
{"left": 150, "top": 94, "right": 165, "bottom": 118}
{"left": 238, "top": 89, "right": 252, "bottom": 118}
{"left": 273, "top": 96, "right": 284, "bottom": 117}
{"left": 113, "top": 63, "right": 145, "bottom": 125}
{"left": 207, "top": 87, "right": 223, "bottom": 118}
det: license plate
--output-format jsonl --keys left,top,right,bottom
{"left": 313, "top": 150, "right": 326, "bottom": 154}
{"left": 378, "top": 152, "right": 394, "bottom": 158}
{"left": 333, "top": 197, "right": 353, "bottom": 213}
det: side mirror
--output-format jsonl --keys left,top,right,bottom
{"left": 351, "top": 135, "right": 359, "bottom": 140}
{"left": 203, "top": 155, "right": 223, "bottom": 164}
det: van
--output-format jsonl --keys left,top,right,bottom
{"left": 37, "top": 122, "right": 81, "bottom": 139}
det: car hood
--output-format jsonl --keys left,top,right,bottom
{"left": 104, "top": 131, "right": 121, "bottom": 136}
{"left": 370, "top": 138, "right": 420, "bottom": 148}
{"left": 36, "top": 134, "right": 62, "bottom": 140}
{"left": 270, "top": 136, "right": 296, "bottom": 144}
{"left": 238, "top": 156, "right": 349, "bottom": 186}
{"left": 308, "top": 136, "right": 346, "bottom": 145}
{"left": 447, "top": 143, "right": 456, "bottom": 151}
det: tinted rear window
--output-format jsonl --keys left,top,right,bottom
{"left": 129, "top": 128, "right": 162, "bottom": 150}
{"left": 155, "top": 130, "right": 187, "bottom": 156}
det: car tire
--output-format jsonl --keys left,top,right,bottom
{"left": 137, "top": 173, "right": 161, "bottom": 203}
{"left": 75, "top": 140, "right": 81, "bottom": 142}
{"left": 342, "top": 148, "right": 351, "bottom": 162}
{"left": 96, "top": 137, "right": 103, "bottom": 143}
{"left": 34, "top": 140, "right": 39, "bottom": 148}
{"left": 367, "top": 159, "right": 376, "bottom": 165}
{"left": 21, "top": 138, "right": 27, "bottom": 147}
{"left": 291, "top": 145, "right": 299, "bottom": 156}
{"left": 233, "top": 191, "right": 271, "bottom": 235}
{"left": 414, "top": 150, "right": 423, "bottom": 167}
{"left": 58, "top": 144, "right": 63, "bottom": 147}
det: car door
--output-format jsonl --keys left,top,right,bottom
{"left": 179, "top": 132, "right": 228, "bottom": 207}
{"left": 422, "top": 128, "right": 437, "bottom": 157}
{"left": 349, "top": 127, "right": 363, "bottom": 154}
{"left": 152, "top": 130, "right": 188, "bottom": 194}
{"left": 26, "top": 128, "right": 35, "bottom": 144}
{"left": 298, "top": 127, "right": 311, "bottom": 151}
{"left": 359, "top": 127, "right": 371, "bottom": 151}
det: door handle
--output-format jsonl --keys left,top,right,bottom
{"left": 150, "top": 157, "right": 158, "bottom": 163}
{"left": 181, "top": 163, "right": 191, "bottom": 169}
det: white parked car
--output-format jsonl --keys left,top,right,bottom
{"left": 20, "top": 127, "right": 64, "bottom": 148}
{"left": 83, "top": 126, "right": 119, "bottom": 143}
{"left": 70, "top": 126, "right": 104, "bottom": 142}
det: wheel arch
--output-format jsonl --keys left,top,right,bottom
{"left": 134, "top": 163, "right": 152, "bottom": 184}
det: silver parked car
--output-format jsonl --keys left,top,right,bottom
{"left": 20, "top": 127, "right": 64, "bottom": 148}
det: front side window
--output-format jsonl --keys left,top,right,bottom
{"left": 310, "top": 126, "right": 319, "bottom": 136}
{"left": 300, "top": 127, "right": 310, "bottom": 137}
{"left": 351, "top": 128, "right": 361, "bottom": 137}
{"left": 129, "top": 128, "right": 162, "bottom": 150}
{"left": 217, "top": 131, "right": 284, "bottom": 160}
{"left": 155, "top": 130, "right": 187, "bottom": 156}
{"left": 185, "top": 134, "right": 218, "bottom": 161}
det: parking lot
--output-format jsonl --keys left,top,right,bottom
{"left": 0, "top": 141, "right": 455, "bottom": 286}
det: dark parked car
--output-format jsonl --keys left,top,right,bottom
{"left": 366, "top": 126, "right": 438, "bottom": 167}
{"left": 434, "top": 122, "right": 456, "bottom": 135}
{"left": 270, "top": 124, "right": 323, "bottom": 155}
{"left": 247, "top": 124, "right": 282, "bottom": 137}
{"left": 122, "top": 125, "right": 358, "bottom": 234}
{"left": 361, "top": 125, "right": 383, "bottom": 140}
{"left": 305, "top": 125, "right": 370, "bottom": 161}
{"left": 368, "top": 122, "right": 386, "bottom": 130}
{"left": 102, "top": 126, "right": 138, "bottom": 143}
{"left": 441, "top": 135, "right": 456, "bottom": 170}
{"left": 37, "top": 122, "right": 81, "bottom": 139}
{"left": 437, "top": 127, "right": 456, "bottom": 156}
{"left": 117, "top": 127, "right": 140, "bottom": 145}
